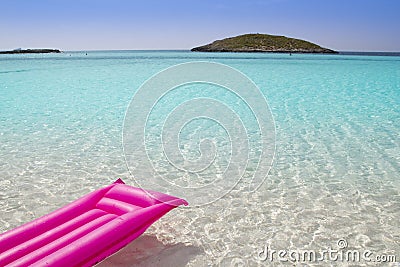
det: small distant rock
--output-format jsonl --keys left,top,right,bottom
{"left": 0, "top": 49, "right": 62, "bottom": 54}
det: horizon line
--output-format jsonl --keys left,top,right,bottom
{"left": 2, "top": 49, "right": 400, "bottom": 55}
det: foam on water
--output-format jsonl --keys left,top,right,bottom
{"left": 0, "top": 51, "right": 399, "bottom": 266}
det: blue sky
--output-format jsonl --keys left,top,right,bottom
{"left": 1, "top": 0, "right": 399, "bottom": 51}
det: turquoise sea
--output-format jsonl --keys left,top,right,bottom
{"left": 0, "top": 51, "right": 399, "bottom": 266}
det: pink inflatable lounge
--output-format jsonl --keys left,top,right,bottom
{"left": 0, "top": 179, "right": 188, "bottom": 266}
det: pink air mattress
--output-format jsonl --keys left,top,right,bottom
{"left": 0, "top": 179, "right": 188, "bottom": 266}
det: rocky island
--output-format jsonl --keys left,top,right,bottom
{"left": 0, "top": 48, "right": 61, "bottom": 54}
{"left": 191, "top": 33, "right": 338, "bottom": 54}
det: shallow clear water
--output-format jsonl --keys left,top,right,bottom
{"left": 0, "top": 51, "right": 399, "bottom": 266}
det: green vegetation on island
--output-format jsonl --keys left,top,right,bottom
{"left": 191, "top": 33, "right": 338, "bottom": 53}
{"left": 0, "top": 48, "right": 61, "bottom": 54}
